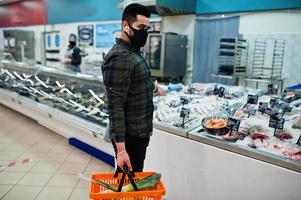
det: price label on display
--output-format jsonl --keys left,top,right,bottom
{"left": 265, "top": 108, "right": 272, "bottom": 115}
{"left": 218, "top": 87, "right": 225, "bottom": 98}
{"left": 227, "top": 118, "right": 241, "bottom": 131}
{"left": 180, "top": 96, "right": 189, "bottom": 105}
{"left": 297, "top": 134, "right": 301, "bottom": 146}
{"left": 268, "top": 83, "right": 278, "bottom": 94}
{"left": 258, "top": 102, "right": 269, "bottom": 114}
{"left": 269, "top": 117, "right": 285, "bottom": 129}
{"left": 226, "top": 107, "right": 236, "bottom": 117}
{"left": 188, "top": 84, "right": 195, "bottom": 94}
{"left": 247, "top": 108, "right": 256, "bottom": 116}
{"left": 270, "top": 97, "right": 280, "bottom": 108}
{"left": 212, "top": 84, "right": 225, "bottom": 97}
{"left": 213, "top": 84, "right": 219, "bottom": 94}
{"left": 180, "top": 107, "right": 190, "bottom": 118}
{"left": 247, "top": 94, "right": 259, "bottom": 104}
{"left": 280, "top": 102, "right": 293, "bottom": 113}
{"left": 270, "top": 107, "right": 283, "bottom": 120}
{"left": 244, "top": 106, "right": 256, "bottom": 117}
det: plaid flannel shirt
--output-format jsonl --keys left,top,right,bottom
{"left": 101, "top": 38, "right": 155, "bottom": 142}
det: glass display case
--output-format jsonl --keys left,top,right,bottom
{"left": 0, "top": 59, "right": 108, "bottom": 128}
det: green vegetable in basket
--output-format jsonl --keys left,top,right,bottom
{"left": 101, "top": 173, "right": 161, "bottom": 193}
{"left": 94, "top": 179, "right": 118, "bottom": 192}
{"left": 122, "top": 173, "right": 161, "bottom": 192}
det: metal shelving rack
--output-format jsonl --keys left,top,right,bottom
{"left": 218, "top": 38, "right": 236, "bottom": 75}
{"left": 234, "top": 38, "right": 249, "bottom": 75}
{"left": 213, "top": 37, "right": 248, "bottom": 85}
{"left": 271, "top": 39, "right": 285, "bottom": 79}
{"left": 251, "top": 39, "right": 266, "bottom": 78}
{"left": 217, "top": 38, "right": 248, "bottom": 76}
{"left": 245, "top": 38, "right": 285, "bottom": 91}
{"left": 251, "top": 38, "right": 285, "bottom": 79}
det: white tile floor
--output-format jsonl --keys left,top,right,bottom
{"left": 0, "top": 105, "right": 114, "bottom": 200}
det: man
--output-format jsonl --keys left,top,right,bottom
{"left": 63, "top": 34, "right": 81, "bottom": 72}
{"left": 101, "top": 3, "right": 164, "bottom": 172}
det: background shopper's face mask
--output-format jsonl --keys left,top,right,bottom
{"left": 125, "top": 24, "right": 148, "bottom": 48}
{"left": 69, "top": 41, "right": 76, "bottom": 48}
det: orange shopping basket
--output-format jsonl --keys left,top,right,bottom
{"left": 89, "top": 167, "right": 166, "bottom": 200}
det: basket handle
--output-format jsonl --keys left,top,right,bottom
{"left": 116, "top": 165, "right": 139, "bottom": 192}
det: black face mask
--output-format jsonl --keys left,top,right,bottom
{"left": 125, "top": 24, "right": 148, "bottom": 48}
{"left": 69, "top": 41, "right": 76, "bottom": 48}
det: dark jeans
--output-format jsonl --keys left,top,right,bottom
{"left": 112, "top": 134, "right": 150, "bottom": 173}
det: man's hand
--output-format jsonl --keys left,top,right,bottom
{"left": 153, "top": 80, "right": 166, "bottom": 96}
{"left": 156, "top": 85, "right": 166, "bottom": 96}
{"left": 116, "top": 142, "right": 132, "bottom": 171}
{"left": 63, "top": 58, "right": 72, "bottom": 64}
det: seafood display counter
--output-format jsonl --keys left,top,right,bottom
{"left": 0, "top": 59, "right": 301, "bottom": 199}
{"left": 0, "top": 60, "right": 114, "bottom": 164}
{"left": 145, "top": 83, "right": 301, "bottom": 199}
{"left": 150, "top": 83, "right": 301, "bottom": 172}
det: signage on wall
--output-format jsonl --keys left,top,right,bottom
{"left": 47, "top": 35, "right": 51, "bottom": 48}
{"left": 55, "top": 34, "right": 60, "bottom": 48}
{"left": 78, "top": 25, "right": 94, "bottom": 46}
{"left": 44, "top": 31, "right": 61, "bottom": 68}
{"left": 96, "top": 23, "right": 121, "bottom": 48}
{"left": 45, "top": 31, "right": 60, "bottom": 50}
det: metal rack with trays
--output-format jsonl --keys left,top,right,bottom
{"left": 251, "top": 38, "right": 285, "bottom": 79}
{"left": 217, "top": 37, "right": 248, "bottom": 76}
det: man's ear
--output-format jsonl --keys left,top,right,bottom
{"left": 122, "top": 21, "right": 129, "bottom": 32}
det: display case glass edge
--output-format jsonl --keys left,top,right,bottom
{"left": 1, "top": 61, "right": 103, "bottom": 86}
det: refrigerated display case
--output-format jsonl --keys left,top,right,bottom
{"left": 0, "top": 59, "right": 113, "bottom": 164}
{"left": 0, "top": 59, "right": 300, "bottom": 200}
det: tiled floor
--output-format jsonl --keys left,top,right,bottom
{"left": 0, "top": 105, "right": 114, "bottom": 200}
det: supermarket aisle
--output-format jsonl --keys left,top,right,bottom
{"left": 0, "top": 104, "right": 114, "bottom": 200}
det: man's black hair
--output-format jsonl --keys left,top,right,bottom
{"left": 122, "top": 3, "right": 151, "bottom": 25}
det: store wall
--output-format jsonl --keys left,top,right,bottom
{"left": 1, "top": 21, "right": 120, "bottom": 65}
{"left": 47, "top": 0, "right": 122, "bottom": 24}
{"left": 239, "top": 11, "right": 301, "bottom": 34}
{"left": 162, "top": 14, "right": 196, "bottom": 83}
{"left": 196, "top": 0, "right": 301, "bottom": 14}
{"left": 239, "top": 11, "right": 301, "bottom": 88}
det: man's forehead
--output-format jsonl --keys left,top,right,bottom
{"left": 69, "top": 36, "right": 76, "bottom": 41}
{"left": 133, "top": 14, "right": 150, "bottom": 26}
